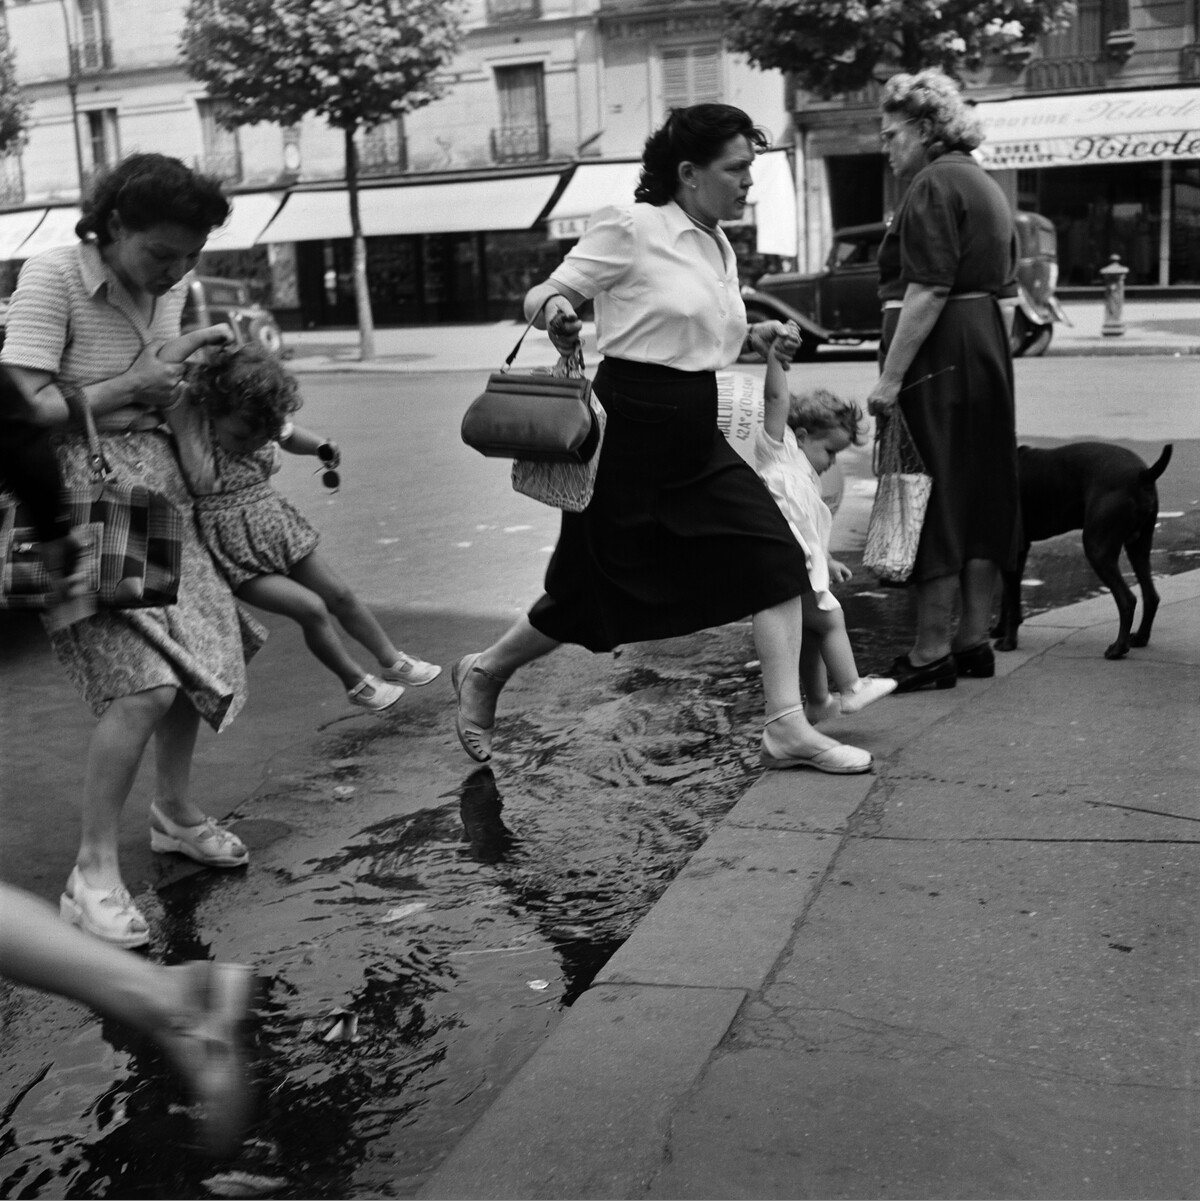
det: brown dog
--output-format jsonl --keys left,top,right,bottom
{"left": 993, "top": 441, "right": 1172, "bottom": 659}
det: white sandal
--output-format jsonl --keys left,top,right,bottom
{"left": 760, "top": 704, "right": 873, "bottom": 774}
{"left": 150, "top": 804, "right": 249, "bottom": 867}
{"left": 60, "top": 865, "right": 150, "bottom": 947}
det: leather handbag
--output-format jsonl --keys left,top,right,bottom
{"left": 461, "top": 302, "right": 600, "bottom": 464}
{"left": 0, "top": 382, "right": 184, "bottom": 612}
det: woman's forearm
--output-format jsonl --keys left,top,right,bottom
{"left": 879, "top": 283, "right": 950, "bottom": 388}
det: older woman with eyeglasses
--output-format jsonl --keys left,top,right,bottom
{"left": 867, "top": 69, "right": 1022, "bottom": 693}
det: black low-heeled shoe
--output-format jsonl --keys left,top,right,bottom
{"left": 889, "top": 653, "right": 957, "bottom": 693}
{"left": 952, "top": 642, "right": 995, "bottom": 678}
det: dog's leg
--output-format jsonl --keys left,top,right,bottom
{"left": 1082, "top": 520, "right": 1137, "bottom": 659}
{"left": 992, "top": 544, "right": 1028, "bottom": 652}
{"left": 1126, "top": 523, "right": 1159, "bottom": 648}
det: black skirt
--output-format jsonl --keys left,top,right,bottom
{"left": 528, "top": 357, "right": 808, "bottom": 653}
{"left": 881, "top": 297, "right": 1022, "bottom": 581}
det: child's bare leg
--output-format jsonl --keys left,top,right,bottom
{"left": 800, "top": 595, "right": 841, "bottom": 723}
{"left": 288, "top": 553, "right": 399, "bottom": 667}
{"left": 236, "top": 573, "right": 367, "bottom": 689}
{"left": 804, "top": 599, "right": 897, "bottom": 717}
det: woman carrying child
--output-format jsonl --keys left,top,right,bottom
{"left": 167, "top": 340, "right": 439, "bottom": 711}
{"left": 757, "top": 327, "right": 896, "bottom": 723}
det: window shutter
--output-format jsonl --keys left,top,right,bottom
{"left": 661, "top": 44, "right": 722, "bottom": 111}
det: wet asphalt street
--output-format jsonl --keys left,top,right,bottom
{"left": 1, "top": 358, "right": 1198, "bottom": 1197}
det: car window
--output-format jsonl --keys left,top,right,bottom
{"left": 829, "top": 237, "right": 880, "bottom": 269}
{"left": 204, "top": 281, "right": 245, "bottom": 307}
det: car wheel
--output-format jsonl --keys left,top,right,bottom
{"left": 249, "top": 315, "right": 283, "bottom": 356}
{"left": 1023, "top": 323, "right": 1053, "bottom": 357}
{"left": 1009, "top": 309, "right": 1029, "bottom": 358}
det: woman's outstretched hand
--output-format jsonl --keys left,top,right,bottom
{"left": 749, "top": 320, "right": 801, "bottom": 366}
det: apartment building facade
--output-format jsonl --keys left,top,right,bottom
{"left": 794, "top": 0, "right": 1200, "bottom": 288}
{"left": 0, "top": 0, "right": 793, "bottom": 327}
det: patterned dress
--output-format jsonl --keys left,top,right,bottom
{"left": 0, "top": 243, "right": 265, "bottom": 732}
{"left": 190, "top": 433, "right": 320, "bottom": 591}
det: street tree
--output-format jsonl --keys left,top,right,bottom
{"left": 724, "top": 0, "right": 1078, "bottom": 98}
{"left": 0, "top": 24, "right": 29, "bottom": 156}
{"left": 180, "top": 0, "right": 464, "bottom": 360}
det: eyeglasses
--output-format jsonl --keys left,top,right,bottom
{"left": 315, "top": 440, "right": 340, "bottom": 493}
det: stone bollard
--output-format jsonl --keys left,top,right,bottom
{"left": 1100, "top": 254, "right": 1129, "bottom": 336}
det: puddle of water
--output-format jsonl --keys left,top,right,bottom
{"left": 3, "top": 515, "right": 1196, "bottom": 1198}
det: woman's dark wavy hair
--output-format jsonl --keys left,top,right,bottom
{"left": 183, "top": 343, "right": 302, "bottom": 443}
{"left": 634, "top": 104, "right": 769, "bottom": 205}
{"left": 76, "top": 152, "right": 230, "bottom": 245}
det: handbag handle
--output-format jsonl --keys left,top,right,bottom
{"left": 502, "top": 296, "right": 586, "bottom": 374}
{"left": 57, "top": 379, "right": 111, "bottom": 483}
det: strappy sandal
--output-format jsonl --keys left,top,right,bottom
{"left": 450, "top": 652, "right": 508, "bottom": 763}
{"left": 760, "top": 704, "right": 873, "bottom": 774}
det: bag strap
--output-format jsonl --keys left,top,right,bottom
{"left": 57, "top": 379, "right": 111, "bottom": 483}
{"left": 502, "top": 296, "right": 586, "bottom": 375}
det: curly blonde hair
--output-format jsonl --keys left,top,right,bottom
{"left": 787, "top": 388, "right": 866, "bottom": 446}
{"left": 182, "top": 343, "right": 302, "bottom": 442}
{"left": 881, "top": 68, "right": 984, "bottom": 158}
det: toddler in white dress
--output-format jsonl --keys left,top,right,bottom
{"left": 755, "top": 331, "right": 895, "bottom": 724}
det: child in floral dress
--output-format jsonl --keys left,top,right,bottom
{"left": 165, "top": 339, "right": 438, "bottom": 711}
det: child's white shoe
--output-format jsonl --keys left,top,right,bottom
{"left": 348, "top": 675, "right": 405, "bottom": 712}
{"left": 804, "top": 694, "right": 841, "bottom": 726}
{"left": 839, "top": 676, "right": 897, "bottom": 715}
{"left": 380, "top": 652, "right": 442, "bottom": 687}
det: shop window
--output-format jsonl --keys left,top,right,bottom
{"left": 827, "top": 155, "right": 884, "bottom": 229}
{"left": 661, "top": 44, "right": 721, "bottom": 111}
{"left": 492, "top": 64, "right": 548, "bottom": 163}
{"left": 197, "top": 99, "right": 242, "bottom": 184}
{"left": 84, "top": 108, "right": 119, "bottom": 177}
{"left": 1170, "top": 164, "right": 1200, "bottom": 285}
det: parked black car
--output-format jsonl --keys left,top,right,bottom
{"left": 741, "top": 211, "right": 1067, "bottom": 359}
{"left": 180, "top": 274, "right": 284, "bottom": 356}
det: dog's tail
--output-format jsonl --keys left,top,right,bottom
{"left": 1142, "top": 443, "right": 1172, "bottom": 485}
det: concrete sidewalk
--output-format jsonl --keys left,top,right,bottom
{"left": 421, "top": 571, "right": 1200, "bottom": 1200}
{"left": 279, "top": 297, "right": 1200, "bottom": 375}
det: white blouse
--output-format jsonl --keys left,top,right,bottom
{"left": 550, "top": 200, "right": 747, "bottom": 372}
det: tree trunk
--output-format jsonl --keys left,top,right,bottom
{"left": 345, "top": 126, "right": 376, "bottom": 362}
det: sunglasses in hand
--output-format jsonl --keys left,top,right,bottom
{"left": 315, "top": 439, "right": 340, "bottom": 492}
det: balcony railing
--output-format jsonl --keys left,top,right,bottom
{"left": 76, "top": 38, "right": 112, "bottom": 73}
{"left": 1182, "top": 44, "right": 1200, "bottom": 81}
{"left": 358, "top": 136, "right": 408, "bottom": 177}
{"left": 196, "top": 150, "right": 243, "bottom": 186}
{"left": 486, "top": 0, "right": 541, "bottom": 21}
{"left": 1025, "top": 56, "right": 1106, "bottom": 91}
{"left": 490, "top": 123, "right": 549, "bottom": 164}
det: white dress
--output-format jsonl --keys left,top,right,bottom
{"left": 754, "top": 428, "right": 841, "bottom": 613}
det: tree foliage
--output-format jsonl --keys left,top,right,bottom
{"left": 0, "top": 24, "right": 29, "bottom": 156}
{"left": 724, "top": 0, "right": 1078, "bottom": 97}
{"left": 179, "top": 0, "right": 463, "bottom": 132}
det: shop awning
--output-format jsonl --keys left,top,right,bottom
{"left": 544, "top": 161, "right": 642, "bottom": 239}
{"left": 0, "top": 208, "right": 49, "bottom": 260}
{"left": 257, "top": 172, "right": 564, "bottom": 243}
{"left": 750, "top": 149, "right": 796, "bottom": 258}
{"left": 976, "top": 86, "right": 1200, "bottom": 169}
{"left": 205, "top": 191, "right": 286, "bottom": 252}
{"left": 11, "top": 206, "right": 80, "bottom": 259}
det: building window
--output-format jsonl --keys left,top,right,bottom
{"left": 84, "top": 108, "right": 118, "bottom": 177}
{"left": 492, "top": 63, "right": 548, "bottom": 163}
{"left": 0, "top": 152, "right": 24, "bottom": 205}
{"left": 357, "top": 118, "right": 407, "bottom": 177}
{"left": 77, "top": 0, "right": 112, "bottom": 72}
{"left": 661, "top": 43, "right": 722, "bottom": 111}
{"left": 197, "top": 98, "right": 242, "bottom": 184}
{"left": 486, "top": 0, "right": 541, "bottom": 21}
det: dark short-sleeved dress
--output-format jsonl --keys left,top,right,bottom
{"left": 878, "top": 151, "right": 1023, "bottom": 581}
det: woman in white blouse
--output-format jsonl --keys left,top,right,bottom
{"left": 451, "top": 105, "right": 872, "bottom": 775}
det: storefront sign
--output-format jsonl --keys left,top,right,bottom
{"left": 548, "top": 216, "right": 590, "bottom": 241}
{"left": 975, "top": 87, "right": 1200, "bottom": 168}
